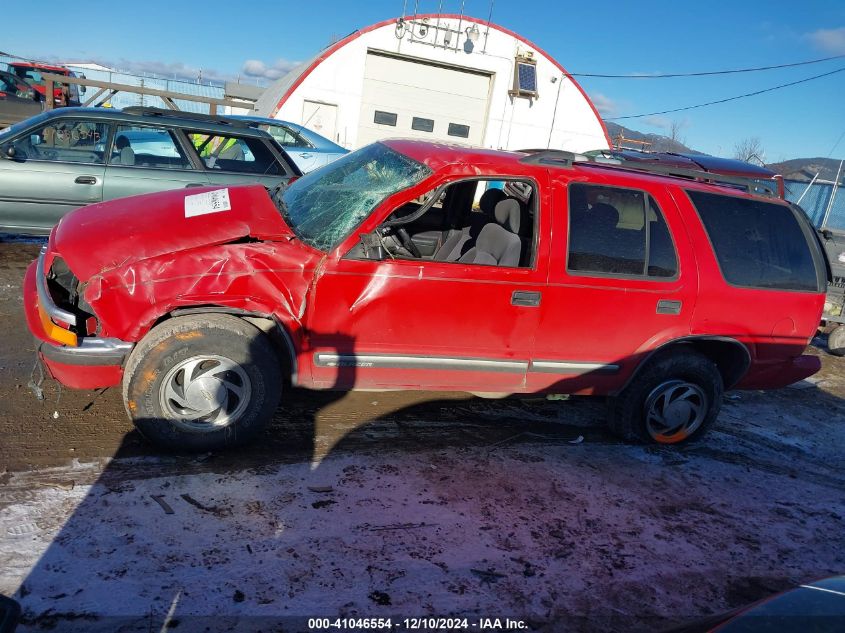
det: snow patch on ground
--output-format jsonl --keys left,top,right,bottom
{"left": 2, "top": 433, "right": 843, "bottom": 631}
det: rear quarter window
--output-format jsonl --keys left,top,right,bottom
{"left": 687, "top": 190, "right": 821, "bottom": 292}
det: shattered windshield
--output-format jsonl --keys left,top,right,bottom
{"left": 279, "top": 143, "right": 431, "bottom": 250}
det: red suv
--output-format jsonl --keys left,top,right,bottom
{"left": 23, "top": 141, "right": 828, "bottom": 451}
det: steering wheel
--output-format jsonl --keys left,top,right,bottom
{"left": 396, "top": 227, "right": 422, "bottom": 258}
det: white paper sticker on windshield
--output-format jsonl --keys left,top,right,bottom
{"left": 184, "top": 188, "right": 231, "bottom": 218}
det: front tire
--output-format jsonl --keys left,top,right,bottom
{"left": 122, "top": 314, "right": 283, "bottom": 451}
{"left": 608, "top": 350, "right": 723, "bottom": 445}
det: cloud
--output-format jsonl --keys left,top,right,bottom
{"left": 643, "top": 115, "right": 672, "bottom": 129}
{"left": 590, "top": 92, "right": 618, "bottom": 117}
{"left": 113, "top": 58, "right": 236, "bottom": 83}
{"left": 241, "top": 58, "right": 299, "bottom": 81}
{"left": 807, "top": 26, "right": 845, "bottom": 54}
{"left": 57, "top": 55, "right": 239, "bottom": 84}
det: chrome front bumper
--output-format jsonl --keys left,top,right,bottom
{"left": 35, "top": 246, "right": 133, "bottom": 365}
{"left": 36, "top": 245, "right": 77, "bottom": 327}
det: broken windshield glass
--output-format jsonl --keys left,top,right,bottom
{"left": 279, "top": 143, "right": 431, "bottom": 251}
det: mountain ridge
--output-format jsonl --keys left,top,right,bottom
{"left": 603, "top": 121, "right": 842, "bottom": 182}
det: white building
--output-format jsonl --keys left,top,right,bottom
{"left": 254, "top": 13, "right": 610, "bottom": 153}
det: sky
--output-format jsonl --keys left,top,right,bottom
{"left": 3, "top": 0, "right": 844, "bottom": 162}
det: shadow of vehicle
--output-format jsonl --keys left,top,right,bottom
{"left": 6, "top": 337, "right": 845, "bottom": 632}
{"left": 0, "top": 595, "right": 20, "bottom": 633}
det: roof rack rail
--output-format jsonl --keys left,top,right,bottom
{"left": 121, "top": 106, "right": 252, "bottom": 128}
{"left": 518, "top": 148, "right": 777, "bottom": 197}
{"left": 518, "top": 149, "right": 584, "bottom": 167}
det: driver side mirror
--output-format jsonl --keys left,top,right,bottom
{"left": 2, "top": 145, "right": 15, "bottom": 159}
{"left": 360, "top": 230, "right": 386, "bottom": 260}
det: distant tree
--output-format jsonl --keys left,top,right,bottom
{"left": 734, "top": 137, "right": 766, "bottom": 165}
{"left": 668, "top": 120, "right": 686, "bottom": 147}
{"left": 652, "top": 119, "right": 686, "bottom": 152}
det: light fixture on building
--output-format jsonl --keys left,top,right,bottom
{"left": 465, "top": 24, "right": 480, "bottom": 43}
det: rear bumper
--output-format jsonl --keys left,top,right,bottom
{"left": 24, "top": 259, "right": 132, "bottom": 389}
{"left": 735, "top": 354, "right": 821, "bottom": 390}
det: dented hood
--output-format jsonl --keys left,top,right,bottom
{"left": 52, "top": 185, "right": 293, "bottom": 280}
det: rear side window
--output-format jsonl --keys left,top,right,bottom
{"left": 262, "top": 123, "right": 311, "bottom": 148}
{"left": 112, "top": 125, "right": 191, "bottom": 169}
{"left": 187, "top": 132, "right": 283, "bottom": 175}
{"left": 567, "top": 183, "right": 678, "bottom": 278}
{"left": 687, "top": 191, "right": 819, "bottom": 291}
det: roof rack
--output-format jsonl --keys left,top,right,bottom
{"left": 517, "top": 148, "right": 778, "bottom": 197}
{"left": 121, "top": 106, "right": 252, "bottom": 128}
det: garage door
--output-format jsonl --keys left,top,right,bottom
{"left": 356, "top": 51, "right": 491, "bottom": 148}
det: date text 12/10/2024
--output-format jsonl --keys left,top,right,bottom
{"left": 308, "top": 618, "right": 529, "bottom": 630}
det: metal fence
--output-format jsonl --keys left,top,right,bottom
{"left": 785, "top": 178, "right": 845, "bottom": 230}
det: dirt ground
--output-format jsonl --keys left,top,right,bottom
{"left": 1, "top": 239, "right": 844, "bottom": 632}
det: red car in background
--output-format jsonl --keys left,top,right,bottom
{"left": 6, "top": 62, "right": 84, "bottom": 107}
{"left": 23, "top": 141, "right": 828, "bottom": 452}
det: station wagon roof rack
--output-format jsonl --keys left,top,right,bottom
{"left": 122, "top": 106, "right": 252, "bottom": 128}
{"left": 517, "top": 148, "right": 779, "bottom": 197}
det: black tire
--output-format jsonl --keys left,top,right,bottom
{"left": 122, "top": 314, "right": 283, "bottom": 452}
{"left": 607, "top": 350, "right": 723, "bottom": 445}
{"left": 828, "top": 325, "right": 845, "bottom": 357}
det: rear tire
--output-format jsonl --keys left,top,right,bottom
{"left": 607, "top": 350, "right": 723, "bottom": 445}
{"left": 828, "top": 325, "right": 845, "bottom": 357}
{"left": 122, "top": 314, "right": 283, "bottom": 452}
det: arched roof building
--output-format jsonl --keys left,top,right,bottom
{"left": 254, "top": 14, "right": 610, "bottom": 153}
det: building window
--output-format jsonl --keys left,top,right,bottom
{"left": 447, "top": 123, "right": 470, "bottom": 138}
{"left": 411, "top": 117, "right": 434, "bottom": 133}
{"left": 510, "top": 55, "right": 538, "bottom": 98}
{"left": 374, "top": 111, "right": 397, "bottom": 126}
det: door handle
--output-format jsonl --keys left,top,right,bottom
{"left": 511, "top": 290, "right": 541, "bottom": 307}
{"left": 298, "top": 152, "right": 313, "bottom": 159}
{"left": 74, "top": 176, "right": 97, "bottom": 185}
{"left": 185, "top": 183, "right": 206, "bottom": 188}
{"left": 656, "top": 299, "right": 682, "bottom": 315}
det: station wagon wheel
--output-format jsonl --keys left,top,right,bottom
{"left": 643, "top": 380, "right": 707, "bottom": 443}
{"left": 122, "top": 314, "right": 283, "bottom": 452}
{"left": 828, "top": 325, "right": 845, "bottom": 357}
{"left": 607, "top": 349, "right": 723, "bottom": 445}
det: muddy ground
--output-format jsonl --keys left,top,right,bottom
{"left": 0, "top": 240, "right": 844, "bottom": 632}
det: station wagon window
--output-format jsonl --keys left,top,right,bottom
{"left": 374, "top": 111, "right": 397, "bottom": 126}
{"left": 411, "top": 117, "right": 434, "bottom": 133}
{"left": 687, "top": 191, "right": 819, "bottom": 291}
{"left": 187, "top": 132, "right": 282, "bottom": 175}
{"left": 259, "top": 123, "right": 311, "bottom": 149}
{"left": 111, "top": 125, "right": 191, "bottom": 169}
{"left": 447, "top": 123, "right": 470, "bottom": 138}
{"left": 11, "top": 119, "right": 109, "bottom": 164}
{"left": 567, "top": 183, "right": 678, "bottom": 278}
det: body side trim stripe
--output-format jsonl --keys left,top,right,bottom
{"left": 313, "top": 353, "right": 620, "bottom": 375}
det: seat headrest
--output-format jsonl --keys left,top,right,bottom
{"left": 494, "top": 199, "right": 521, "bottom": 234}
{"left": 591, "top": 202, "right": 619, "bottom": 229}
{"left": 479, "top": 188, "right": 506, "bottom": 217}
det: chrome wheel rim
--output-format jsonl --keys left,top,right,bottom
{"left": 644, "top": 380, "right": 707, "bottom": 444}
{"left": 159, "top": 355, "right": 251, "bottom": 432}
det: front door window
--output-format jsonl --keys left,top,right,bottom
{"left": 13, "top": 119, "right": 109, "bottom": 164}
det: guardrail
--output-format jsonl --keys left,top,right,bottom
{"left": 41, "top": 73, "right": 249, "bottom": 115}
